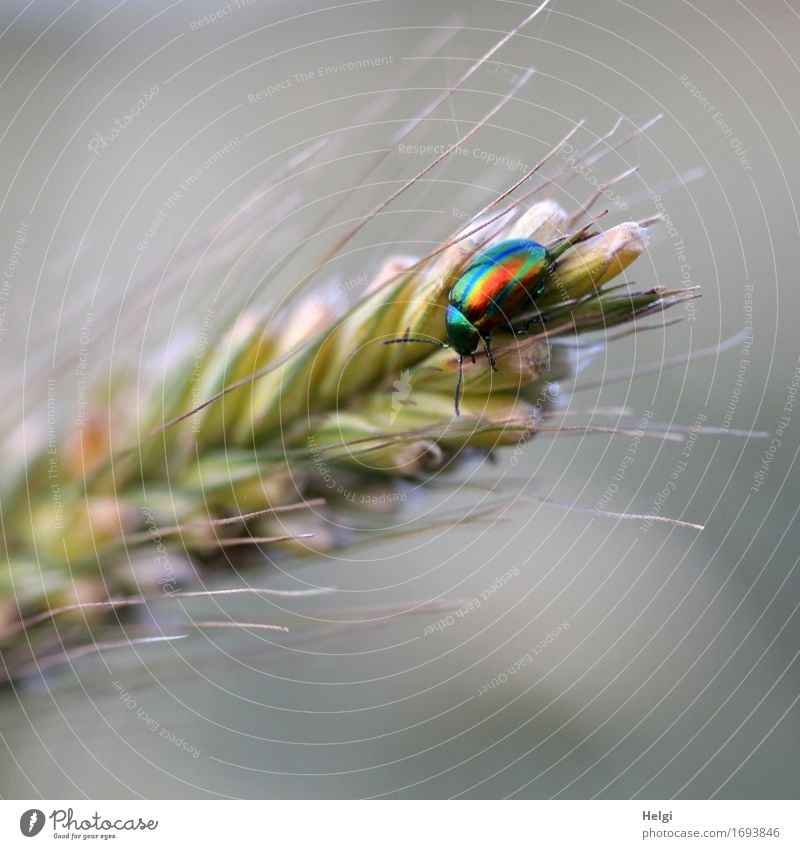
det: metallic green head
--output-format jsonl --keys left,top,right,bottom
{"left": 446, "top": 304, "right": 480, "bottom": 356}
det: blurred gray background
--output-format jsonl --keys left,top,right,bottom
{"left": 1, "top": 0, "right": 799, "bottom": 799}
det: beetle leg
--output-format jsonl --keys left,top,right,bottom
{"left": 482, "top": 335, "right": 498, "bottom": 371}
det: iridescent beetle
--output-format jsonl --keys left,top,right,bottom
{"left": 385, "top": 238, "right": 554, "bottom": 415}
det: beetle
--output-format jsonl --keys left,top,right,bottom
{"left": 385, "top": 238, "right": 554, "bottom": 415}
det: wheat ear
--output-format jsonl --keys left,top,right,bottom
{"left": 1, "top": 113, "right": 700, "bottom": 680}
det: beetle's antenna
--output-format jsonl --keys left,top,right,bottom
{"left": 383, "top": 326, "right": 449, "bottom": 348}
{"left": 455, "top": 354, "right": 464, "bottom": 416}
{"left": 383, "top": 337, "right": 445, "bottom": 347}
